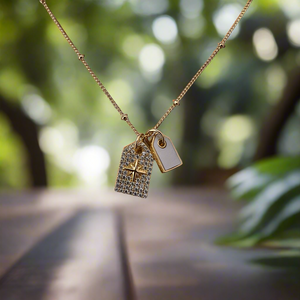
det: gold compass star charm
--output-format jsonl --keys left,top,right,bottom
{"left": 115, "top": 141, "right": 154, "bottom": 198}
{"left": 123, "top": 159, "right": 147, "bottom": 182}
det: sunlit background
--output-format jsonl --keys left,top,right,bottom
{"left": 0, "top": 0, "right": 300, "bottom": 189}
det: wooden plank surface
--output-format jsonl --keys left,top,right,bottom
{"left": 0, "top": 189, "right": 299, "bottom": 300}
{"left": 0, "top": 210, "right": 74, "bottom": 277}
{"left": 0, "top": 209, "right": 132, "bottom": 300}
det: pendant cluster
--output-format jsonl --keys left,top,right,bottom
{"left": 115, "top": 130, "right": 182, "bottom": 198}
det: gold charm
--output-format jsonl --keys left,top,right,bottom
{"left": 146, "top": 129, "right": 182, "bottom": 173}
{"left": 115, "top": 136, "right": 154, "bottom": 198}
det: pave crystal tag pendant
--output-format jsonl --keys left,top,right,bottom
{"left": 114, "top": 140, "right": 154, "bottom": 198}
{"left": 147, "top": 131, "right": 182, "bottom": 173}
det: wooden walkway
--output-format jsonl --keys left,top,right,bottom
{"left": 0, "top": 189, "right": 299, "bottom": 300}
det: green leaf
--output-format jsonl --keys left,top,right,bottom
{"left": 228, "top": 156, "right": 300, "bottom": 185}
{"left": 260, "top": 196, "right": 300, "bottom": 238}
{"left": 255, "top": 156, "right": 300, "bottom": 175}
{"left": 251, "top": 251, "right": 300, "bottom": 270}
{"left": 227, "top": 156, "right": 300, "bottom": 201}
{"left": 268, "top": 229, "right": 300, "bottom": 240}
{"left": 263, "top": 239, "right": 300, "bottom": 249}
{"left": 227, "top": 168, "right": 260, "bottom": 189}
{"left": 229, "top": 173, "right": 272, "bottom": 200}
{"left": 216, "top": 234, "right": 262, "bottom": 248}
{"left": 215, "top": 232, "right": 249, "bottom": 245}
{"left": 239, "top": 172, "right": 300, "bottom": 234}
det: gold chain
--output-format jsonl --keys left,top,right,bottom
{"left": 39, "top": 0, "right": 253, "bottom": 135}
{"left": 153, "top": 0, "right": 253, "bottom": 130}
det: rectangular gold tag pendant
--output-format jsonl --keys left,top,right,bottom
{"left": 114, "top": 140, "right": 154, "bottom": 198}
{"left": 147, "top": 132, "right": 182, "bottom": 173}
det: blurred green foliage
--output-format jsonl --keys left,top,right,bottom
{"left": 219, "top": 156, "right": 300, "bottom": 269}
{"left": 0, "top": 114, "right": 27, "bottom": 187}
{"left": 0, "top": 0, "right": 300, "bottom": 188}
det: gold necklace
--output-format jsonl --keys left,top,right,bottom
{"left": 40, "top": 0, "right": 253, "bottom": 198}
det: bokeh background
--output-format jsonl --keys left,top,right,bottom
{"left": 1, "top": 0, "right": 300, "bottom": 190}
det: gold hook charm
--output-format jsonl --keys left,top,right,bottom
{"left": 145, "top": 129, "right": 166, "bottom": 148}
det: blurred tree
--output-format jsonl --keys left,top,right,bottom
{"left": 255, "top": 69, "right": 300, "bottom": 160}
{"left": 0, "top": 95, "right": 47, "bottom": 187}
